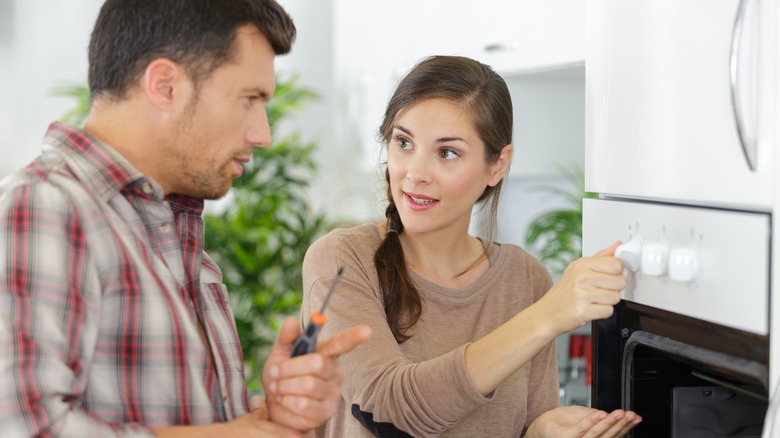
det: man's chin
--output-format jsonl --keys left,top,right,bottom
{"left": 204, "top": 186, "right": 233, "bottom": 201}
{"left": 183, "top": 182, "right": 233, "bottom": 201}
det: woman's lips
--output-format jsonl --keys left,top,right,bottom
{"left": 403, "top": 191, "right": 439, "bottom": 211}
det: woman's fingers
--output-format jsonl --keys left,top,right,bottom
{"left": 582, "top": 410, "right": 642, "bottom": 438}
{"left": 595, "top": 241, "right": 622, "bottom": 257}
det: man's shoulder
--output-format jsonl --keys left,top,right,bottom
{"left": 0, "top": 155, "right": 93, "bottom": 213}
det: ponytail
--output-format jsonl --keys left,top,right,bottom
{"left": 374, "top": 187, "right": 422, "bottom": 344}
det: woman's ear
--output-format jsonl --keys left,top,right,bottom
{"left": 488, "top": 144, "right": 513, "bottom": 187}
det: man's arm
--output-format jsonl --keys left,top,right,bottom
{"left": 154, "top": 405, "right": 303, "bottom": 438}
{"left": 0, "top": 182, "right": 157, "bottom": 437}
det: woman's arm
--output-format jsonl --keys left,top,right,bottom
{"left": 464, "top": 242, "right": 625, "bottom": 396}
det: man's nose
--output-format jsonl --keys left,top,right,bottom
{"left": 247, "top": 110, "right": 272, "bottom": 148}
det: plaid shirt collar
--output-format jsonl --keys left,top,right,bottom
{"left": 43, "top": 121, "right": 205, "bottom": 216}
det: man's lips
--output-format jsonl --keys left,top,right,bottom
{"left": 232, "top": 156, "right": 250, "bottom": 176}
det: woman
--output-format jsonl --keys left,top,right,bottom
{"left": 301, "top": 55, "right": 641, "bottom": 437}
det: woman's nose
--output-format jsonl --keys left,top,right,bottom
{"left": 405, "top": 152, "right": 430, "bottom": 184}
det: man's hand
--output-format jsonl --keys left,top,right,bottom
{"left": 154, "top": 403, "right": 304, "bottom": 438}
{"left": 261, "top": 317, "right": 372, "bottom": 432}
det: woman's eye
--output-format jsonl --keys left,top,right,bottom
{"left": 397, "top": 137, "right": 412, "bottom": 149}
{"left": 439, "top": 148, "right": 458, "bottom": 160}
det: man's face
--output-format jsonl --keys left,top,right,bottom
{"left": 162, "top": 25, "right": 276, "bottom": 199}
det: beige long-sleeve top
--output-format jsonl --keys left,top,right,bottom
{"left": 302, "top": 224, "right": 559, "bottom": 437}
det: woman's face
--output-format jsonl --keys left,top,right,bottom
{"left": 387, "top": 97, "right": 510, "bottom": 236}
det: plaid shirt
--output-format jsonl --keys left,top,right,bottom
{"left": 0, "top": 123, "right": 249, "bottom": 437}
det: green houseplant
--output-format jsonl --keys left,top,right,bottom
{"left": 53, "top": 85, "right": 91, "bottom": 127}
{"left": 57, "top": 75, "right": 328, "bottom": 395}
{"left": 524, "top": 164, "right": 596, "bottom": 280}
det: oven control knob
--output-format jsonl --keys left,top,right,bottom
{"left": 641, "top": 243, "right": 669, "bottom": 276}
{"left": 668, "top": 247, "right": 699, "bottom": 282}
{"left": 615, "top": 239, "right": 642, "bottom": 272}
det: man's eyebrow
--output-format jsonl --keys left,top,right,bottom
{"left": 244, "top": 87, "right": 272, "bottom": 101}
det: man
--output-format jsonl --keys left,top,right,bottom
{"left": 0, "top": 0, "right": 370, "bottom": 436}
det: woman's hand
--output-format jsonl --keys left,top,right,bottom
{"left": 537, "top": 241, "right": 626, "bottom": 336}
{"left": 525, "top": 406, "right": 642, "bottom": 438}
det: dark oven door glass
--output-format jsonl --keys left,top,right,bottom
{"left": 593, "top": 301, "right": 769, "bottom": 437}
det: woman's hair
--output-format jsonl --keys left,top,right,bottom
{"left": 375, "top": 55, "right": 513, "bottom": 343}
{"left": 88, "top": 0, "right": 296, "bottom": 102}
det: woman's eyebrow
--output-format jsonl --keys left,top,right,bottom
{"left": 394, "top": 125, "right": 468, "bottom": 144}
{"left": 435, "top": 136, "right": 467, "bottom": 144}
{"left": 394, "top": 124, "right": 414, "bottom": 137}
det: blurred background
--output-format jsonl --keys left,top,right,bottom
{"left": 0, "top": 0, "right": 590, "bottom": 404}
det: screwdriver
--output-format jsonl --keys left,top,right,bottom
{"left": 291, "top": 266, "right": 344, "bottom": 357}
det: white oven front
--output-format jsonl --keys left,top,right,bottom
{"left": 583, "top": 198, "right": 770, "bottom": 336}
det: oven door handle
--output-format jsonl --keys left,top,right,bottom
{"left": 621, "top": 331, "right": 768, "bottom": 414}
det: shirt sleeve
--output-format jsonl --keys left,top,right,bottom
{"left": 0, "top": 181, "right": 155, "bottom": 437}
{"left": 302, "top": 231, "right": 491, "bottom": 437}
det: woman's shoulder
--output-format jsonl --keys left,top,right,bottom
{"left": 303, "top": 223, "right": 383, "bottom": 286}
{"left": 306, "top": 223, "right": 382, "bottom": 261}
{"left": 490, "top": 241, "right": 553, "bottom": 288}
{"left": 492, "top": 241, "right": 546, "bottom": 269}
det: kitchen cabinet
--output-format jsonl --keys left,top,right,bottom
{"left": 333, "top": 0, "right": 584, "bottom": 78}
{"left": 585, "top": 0, "right": 775, "bottom": 211}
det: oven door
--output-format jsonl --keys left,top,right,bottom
{"left": 594, "top": 301, "right": 768, "bottom": 437}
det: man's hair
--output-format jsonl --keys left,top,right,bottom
{"left": 88, "top": 0, "right": 296, "bottom": 101}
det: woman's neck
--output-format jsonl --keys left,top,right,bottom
{"left": 399, "top": 228, "right": 488, "bottom": 288}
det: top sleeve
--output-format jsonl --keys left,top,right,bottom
{"left": 524, "top": 271, "right": 561, "bottom": 426}
{"left": 302, "top": 230, "right": 491, "bottom": 437}
{"left": 0, "top": 182, "right": 155, "bottom": 437}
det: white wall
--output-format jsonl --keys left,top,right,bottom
{"left": 275, "top": 0, "right": 386, "bottom": 225}
{"left": 277, "top": 0, "right": 388, "bottom": 225}
{"left": 0, "top": 0, "right": 103, "bottom": 178}
{"left": 1, "top": 1, "right": 584, "bottom": 249}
